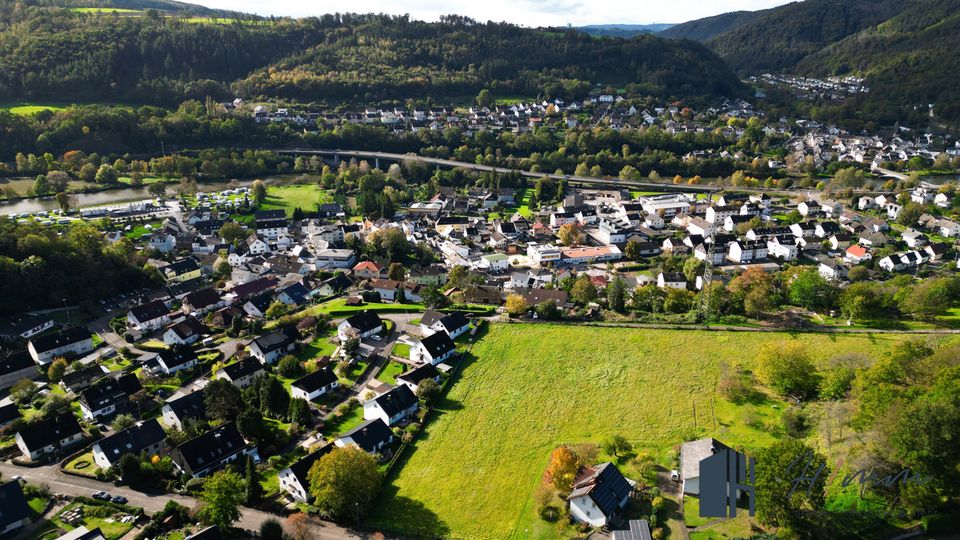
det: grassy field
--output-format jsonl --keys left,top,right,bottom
{"left": 0, "top": 102, "right": 68, "bottom": 115}
{"left": 270, "top": 299, "right": 425, "bottom": 328}
{"left": 258, "top": 184, "right": 332, "bottom": 217}
{"left": 367, "top": 324, "right": 916, "bottom": 539}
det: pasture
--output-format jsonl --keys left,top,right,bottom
{"left": 368, "top": 324, "right": 915, "bottom": 539}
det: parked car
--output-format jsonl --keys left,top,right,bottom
{"left": 92, "top": 491, "right": 110, "bottom": 500}
{"left": 670, "top": 470, "right": 680, "bottom": 482}
{"left": 111, "top": 495, "right": 128, "bottom": 504}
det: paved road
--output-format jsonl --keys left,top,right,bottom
{"left": 0, "top": 462, "right": 361, "bottom": 538}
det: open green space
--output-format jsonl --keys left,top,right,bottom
{"left": 377, "top": 360, "right": 407, "bottom": 384}
{"left": 36, "top": 501, "right": 136, "bottom": 540}
{"left": 258, "top": 184, "right": 332, "bottom": 217}
{"left": 63, "top": 451, "right": 100, "bottom": 476}
{"left": 368, "top": 324, "right": 914, "bottom": 539}
{"left": 391, "top": 343, "right": 411, "bottom": 360}
{"left": 0, "top": 102, "right": 68, "bottom": 115}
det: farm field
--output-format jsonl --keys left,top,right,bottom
{"left": 367, "top": 324, "right": 918, "bottom": 539}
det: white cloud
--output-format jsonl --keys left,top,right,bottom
{"left": 187, "top": 0, "right": 794, "bottom": 26}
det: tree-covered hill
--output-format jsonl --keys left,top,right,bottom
{"left": 703, "top": 0, "right": 908, "bottom": 74}
{"left": 0, "top": 5, "right": 745, "bottom": 106}
{"left": 658, "top": 9, "right": 767, "bottom": 42}
{"left": 795, "top": 0, "right": 960, "bottom": 121}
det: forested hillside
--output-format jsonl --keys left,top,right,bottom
{"left": 658, "top": 9, "right": 766, "bottom": 42}
{"left": 704, "top": 0, "right": 907, "bottom": 73}
{"left": 796, "top": 0, "right": 960, "bottom": 122}
{"left": 0, "top": 5, "right": 743, "bottom": 106}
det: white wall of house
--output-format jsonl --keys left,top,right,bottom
{"left": 278, "top": 469, "right": 310, "bottom": 502}
{"left": 569, "top": 495, "right": 607, "bottom": 528}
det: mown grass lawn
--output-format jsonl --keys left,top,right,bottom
{"left": 0, "top": 102, "right": 68, "bottom": 115}
{"left": 367, "top": 324, "right": 914, "bottom": 539}
{"left": 377, "top": 360, "right": 406, "bottom": 385}
{"left": 391, "top": 343, "right": 410, "bottom": 360}
{"left": 270, "top": 299, "right": 425, "bottom": 328}
{"left": 258, "top": 184, "right": 331, "bottom": 217}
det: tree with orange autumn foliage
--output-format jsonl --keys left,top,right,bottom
{"left": 544, "top": 446, "right": 579, "bottom": 492}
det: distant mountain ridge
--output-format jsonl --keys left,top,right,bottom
{"left": 576, "top": 24, "right": 674, "bottom": 38}
{"left": 658, "top": 10, "right": 768, "bottom": 42}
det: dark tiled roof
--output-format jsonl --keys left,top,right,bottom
{"left": 438, "top": 312, "right": 469, "bottom": 333}
{"left": 172, "top": 423, "right": 249, "bottom": 475}
{"left": 0, "top": 403, "right": 21, "bottom": 425}
{"left": 80, "top": 373, "right": 141, "bottom": 411}
{"left": 419, "top": 331, "right": 455, "bottom": 359}
{"left": 60, "top": 364, "right": 107, "bottom": 389}
{"left": 291, "top": 367, "right": 337, "bottom": 393}
{"left": 0, "top": 480, "right": 31, "bottom": 530}
{"left": 16, "top": 413, "right": 82, "bottom": 450}
{"left": 567, "top": 462, "right": 632, "bottom": 519}
{"left": 397, "top": 363, "right": 439, "bottom": 387}
{"left": 95, "top": 419, "right": 165, "bottom": 462}
{"left": 0, "top": 351, "right": 35, "bottom": 377}
{"left": 286, "top": 446, "right": 333, "bottom": 488}
{"left": 129, "top": 300, "right": 169, "bottom": 322}
{"left": 372, "top": 385, "right": 418, "bottom": 417}
{"left": 183, "top": 288, "right": 221, "bottom": 310}
{"left": 158, "top": 349, "right": 199, "bottom": 370}
{"left": 344, "top": 311, "right": 382, "bottom": 333}
{"left": 219, "top": 357, "right": 263, "bottom": 381}
{"left": 29, "top": 326, "right": 90, "bottom": 354}
{"left": 165, "top": 390, "right": 207, "bottom": 423}
{"left": 252, "top": 328, "right": 296, "bottom": 353}
{"left": 338, "top": 418, "right": 393, "bottom": 453}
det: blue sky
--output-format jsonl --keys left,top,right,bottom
{"left": 189, "top": 0, "right": 796, "bottom": 26}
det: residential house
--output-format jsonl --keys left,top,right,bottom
{"left": 15, "top": 413, "right": 84, "bottom": 460}
{"left": 352, "top": 261, "right": 384, "bottom": 280}
{"left": 78, "top": 373, "right": 142, "bottom": 420}
{"left": 411, "top": 331, "right": 457, "bottom": 365}
{"left": 657, "top": 273, "right": 687, "bottom": 290}
{"left": 249, "top": 328, "right": 298, "bottom": 365}
{"left": 363, "top": 384, "right": 419, "bottom": 426}
{"left": 171, "top": 423, "right": 258, "bottom": 478}
{"left": 818, "top": 258, "right": 848, "bottom": 281}
{"left": 679, "top": 438, "right": 730, "bottom": 495}
{"left": 567, "top": 462, "right": 634, "bottom": 527}
{"left": 419, "top": 311, "right": 470, "bottom": 339}
{"left": 161, "top": 390, "right": 207, "bottom": 430}
{"left": 0, "top": 314, "right": 54, "bottom": 341}
{"left": 0, "top": 403, "right": 21, "bottom": 428}
{"left": 127, "top": 300, "right": 172, "bottom": 332}
{"left": 27, "top": 326, "right": 94, "bottom": 365}
{"left": 161, "top": 259, "right": 201, "bottom": 284}
{"left": 91, "top": 419, "right": 166, "bottom": 470}
{"left": 278, "top": 447, "right": 332, "bottom": 503}
{"left": 242, "top": 293, "right": 274, "bottom": 319}
{"left": 396, "top": 363, "right": 441, "bottom": 393}
{"left": 290, "top": 366, "right": 339, "bottom": 402}
{"left": 316, "top": 274, "right": 352, "bottom": 297}
{"left": 844, "top": 244, "right": 872, "bottom": 264}
{"left": 335, "top": 418, "right": 394, "bottom": 455}
{"left": 337, "top": 311, "right": 384, "bottom": 342}
{"left": 155, "top": 349, "right": 200, "bottom": 375}
{"left": 901, "top": 229, "right": 929, "bottom": 248}
{"left": 0, "top": 351, "right": 37, "bottom": 391}
{"left": 59, "top": 364, "right": 107, "bottom": 394}
{"left": 276, "top": 282, "right": 311, "bottom": 307}
{"left": 162, "top": 318, "right": 207, "bottom": 346}
{"left": 314, "top": 249, "right": 357, "bottom": 269}
{"left": 0, "top": 480, "right": 32, "bottom": 534}
{"left": 216, "top": 357, "right": 265, "bottom": 388}
{"left": 182, "top": 288, "right": 225, "bottom": 317}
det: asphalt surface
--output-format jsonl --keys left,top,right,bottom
{"left": 0, "top": 462, "right": 361, "bottom": 538}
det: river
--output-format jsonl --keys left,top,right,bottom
{"left": 0, "top": 175, "right": 312, "bottom": 215}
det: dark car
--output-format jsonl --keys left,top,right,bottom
{"left": 111, "top": 495, "right": 128, "bottom": 504}
{"left": 92, "top": 491, "right": 110, "bottom": 500}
